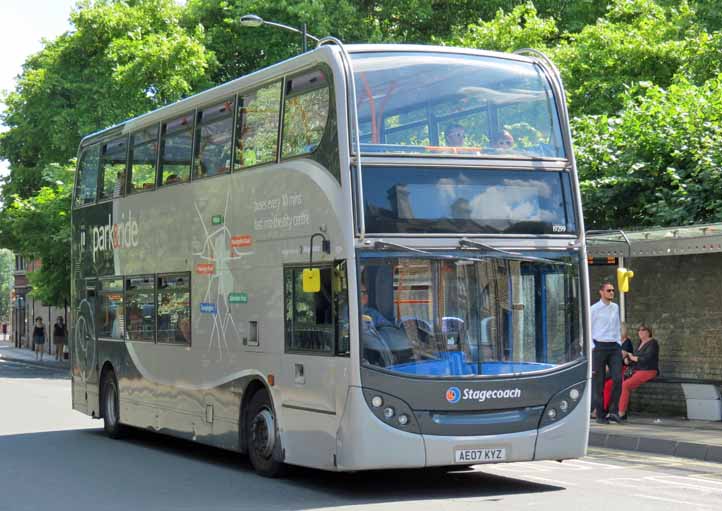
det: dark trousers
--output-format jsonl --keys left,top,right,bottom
{"left": 592, "top": 342, "right": 622, "bottom": 416}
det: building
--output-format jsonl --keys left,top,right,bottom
{"left": 11, "top": 255, "right": 66, "bottom": 354}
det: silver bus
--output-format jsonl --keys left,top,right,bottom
{"left": 70, "top": 42, "right": 590, "bottom": 477}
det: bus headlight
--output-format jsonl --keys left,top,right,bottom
{"left": 362, "top": 388, "right": 420, "bottom": 433}
{"left": 539, "top": 381, "right": 586, "bottom": 429}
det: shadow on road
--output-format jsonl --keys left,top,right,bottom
{"left": 1, "top": 426, "right": 564, "bottom": 511}
{"left": 105, "top": 427, "right": 564, "bottom": 507}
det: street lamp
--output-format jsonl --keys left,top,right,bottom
{"left": 239, "top": 14, "right": 320, "bottom": 53}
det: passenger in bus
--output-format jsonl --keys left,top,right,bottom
{"left": 165, "top": 174, "right": 180, "bottom": 185}
{"left": 490, "top": 130, "right": 515, "bottom": 151}
{"left": 113, "top": 171, "right": 125, "bottom": 197}
{"left": 444, "top": 123, "right": 466, "bottom": 147}
{"left": 175, "top": 317, "right": 191, "bottom": 343}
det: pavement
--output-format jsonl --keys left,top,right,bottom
{"left": 0, "top": 339, "right": 70, "bottom": 370}
{"left": 2, "top": 339, "right": 721, "bottom": 464}
{"left": 589, "top": 414, "right": 722, "bottom": 463}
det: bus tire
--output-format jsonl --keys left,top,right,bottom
{"left": 101, "top": 370, "right": 125, "bottom": 439}
{"left": 246, "top": 389, "right": 285, "bottom": 477}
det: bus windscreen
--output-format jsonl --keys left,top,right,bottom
{"left": 359, "top": 253, "right": 583, "bottom": 377}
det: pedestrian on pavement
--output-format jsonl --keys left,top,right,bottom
{"left": 591, "top": 281, "right": 623, "bottom": 424}
{"left": 32, "top": 317, "right": 47, "bottom": 361}
{"left": 618, "top": 324, "right": 660, "bottom": 421}
{"left": 53, "top": 316, "right": 67, "bottom": 361}
{"left": 603, "top": 322, "right": 634, "bottom": 413}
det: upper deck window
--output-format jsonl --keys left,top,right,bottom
{"left": 75, "top": 145, "right": 100, "bottom": 206}
{"left": 99, "top": 137, "right": 128, "bottom": 200}
{"left": 235, "top": 82, "right": 282, "bottom": 170}
{"left": 194, "top": 98, "right": 234, "bottom": 179}
{"left": 282, "top": 69, "right": 330, "bottom": 159}
{"left": 129, "top": 124, "right": 159, "bottom": 193}
{"left": 351, "top": 52, "right": 565, "bottom": 159}
{"left": 160, "top": 113, "right": 194, "bottom": 185}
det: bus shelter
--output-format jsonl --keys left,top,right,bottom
{"left": 587, "top": 224, "right": 722, "bottom": 420}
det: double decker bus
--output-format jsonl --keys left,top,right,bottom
{"left": 70, "top": 41, "right": 590, "bottom": 477}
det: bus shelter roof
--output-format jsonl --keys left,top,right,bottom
{"left": 586, "top": 223, "right": 722, "bottom": 258}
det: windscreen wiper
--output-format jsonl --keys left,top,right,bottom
{"left": 458, "top": 238, "right": 571, "bottom": 266}
{"left": 373, "top": 240, "right": 438, "bottom": 256}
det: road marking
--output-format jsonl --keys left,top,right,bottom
{"left": 632, "top": 493, "right": 717, "bottom": 508}
{"left": 598, "top": 477, "right": 646, "bottom": 489}
{"left": 560, "top": 459, "right": 624, "bottom": 470}
{"left": 645, "top": 475, "right": 722, "bottom": 493}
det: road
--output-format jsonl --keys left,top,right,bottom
{"left": 2, "top": 358, "right": 722, "bottom": 511}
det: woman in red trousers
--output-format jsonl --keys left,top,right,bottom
{"left": 618, "top": 324, "right": 660, "bottom": 421}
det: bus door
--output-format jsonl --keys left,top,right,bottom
{"left": 279, "top": 263, "right": 349, "bottom": 468}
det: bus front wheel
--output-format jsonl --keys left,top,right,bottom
{"left": 246, "top": 389, "right": 285, "bottom": 477}
{"left": 101, "top": 370, "right": 125, "bottom": 439}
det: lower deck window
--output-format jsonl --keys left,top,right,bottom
{"left": 284, "top": 263, "right": 348, "bottom": 355}
{"left": 157, "top": 274, "right": 191, "bottom": 345}
{"left": 98, "top": 278, "right": 125, "bottom": 339}
{"left": 126, "top": 276, "right": 155, "bottom": 342}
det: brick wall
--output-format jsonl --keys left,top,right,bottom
{"left": 589, "top": 253, "right": 722, "bottom": 415}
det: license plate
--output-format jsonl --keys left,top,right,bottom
{"left": 454, "top": 448, "right": 506, "bottom": 463}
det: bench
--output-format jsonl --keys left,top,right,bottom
{"left": 655, "top": 377, "right": 722, "bottom": 421}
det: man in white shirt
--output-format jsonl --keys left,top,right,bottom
{"left": 590, "top": 281, "right": 623, "bottom": 424}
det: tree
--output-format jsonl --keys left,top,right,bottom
{"left": 574, "top": 77, "right": 722, "bottom": 229}
{"left": 441, "top": 2, "right": 559, "bottom": 52}
{"left": 0, "top": 0, "right": 215, "bottom": 170}
{"left": 0, "top": 0, "right": 216, "bottom": 303}
{"left": 551, "top": 0, "right": 698, "bottom": 116}
{"left": 0, "top": 249, "right": 14, "bottom": 322}
{"left": 0, "top": 164, "right": 74, "bottom": 305}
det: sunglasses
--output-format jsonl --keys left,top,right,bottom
{"left": 604, "top": 289, "right": 615, "bottom": 293}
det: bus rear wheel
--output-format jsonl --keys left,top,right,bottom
{"left": 101, "top": 370, "right": 125, "bottom": 439}
{"left": 246, "top": 389, "right": 285, "bottom": 477}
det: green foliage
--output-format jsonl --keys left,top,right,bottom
{"left": 574, "top": 77, "right": 722, "bottom": 228}
{"left": 183, "top": 0, "right": 363, "bottom": 84}
{"left": 0, "top": 249, "right": 14, "bottom": 321}
{"left": 442, "top": 2, "right": 559, "bottom": 52}
{"left": 0, "top": 0, "right": 215, "bottom": 170}
{"left": 550, "top": 0, "right": 697, "bottom": 115}
{"left": 0, "top": 163, "right": 74, "bottom": 305}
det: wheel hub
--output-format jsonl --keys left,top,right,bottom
{"left": 250, "top": 408, "right": 275, "bottom": 458}
{"left": 105, "top": 384, "right": 117, "bottom": 425}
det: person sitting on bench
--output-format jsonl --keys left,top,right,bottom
{"left": 618, "top": 323, "right": 660, "bottom": 421}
